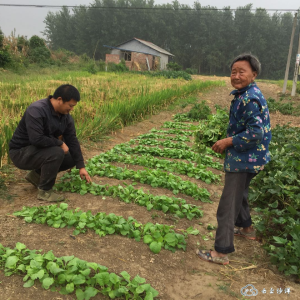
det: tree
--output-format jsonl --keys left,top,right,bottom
{"left": 28, "top": 35, "right": 51, "bottom": 63}
{"left": 0, "top": 28, "right": 12, "bottom": 68}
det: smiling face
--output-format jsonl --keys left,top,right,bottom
{"left": 230, "top": 60, "right": 257, "bottom": 90}
{"left": 57, "top": 98, "right": 77, "bottom": 115}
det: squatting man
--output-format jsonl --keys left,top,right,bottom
{"left": 9, "top": 84, "right": 91, "bottom": 202}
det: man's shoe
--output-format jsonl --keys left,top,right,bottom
{"left": 25, "top": 170, "right": 40, "bottom": 188}
{"left": 37, "top": 189, "right": 65, "bottom": 202}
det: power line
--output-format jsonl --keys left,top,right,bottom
{"left": 0, "top": 3, "right": 299, "bottom": 12}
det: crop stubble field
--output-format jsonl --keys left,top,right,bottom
{"left": 0, "top": 72, "right": 300, "bottom": 300}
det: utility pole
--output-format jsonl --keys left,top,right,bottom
{"left": 291, "top": 22, "right": 300, "bottom": 96}
{"left": 282, "top": 13, "right": 298, "bottom": 94}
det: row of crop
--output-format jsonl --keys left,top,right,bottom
{"left": 56, "top": 178, "right": 203, "bottom": 220}
{"left": 0, "top": 241, "right": 158, "bottom": 299}
{"left": 63, "top": 163, "right": 211, "bottom": 202}
{"left": 131, "top": 131, "right": 222, "bottom": 158}
{"left": 14, "top": 203, "right": 188, "bottom": 254}
{"left": 1, "top": 104, "right": 219, "bottom": 300}
{"left": 113, "top": 143, "right": 223, "bottom": 170}
{"left": 248, "top": 124, "right": 300, "bottom": 278}
{"left": 137, "top": 132, "right": 191, "bottom": 142}
{"left": 150, "top": 128, "right": 193, "bottom": 136}
{"left": 89, "top": 150, "right": 221, "bottom": 184}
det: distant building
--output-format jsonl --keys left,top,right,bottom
{"left": 104, "top": 38, "right": 174, "bottom": 71}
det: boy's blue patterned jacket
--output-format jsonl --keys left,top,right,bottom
{"left": 224, "top": 82, "right": 272, "bottom": 173}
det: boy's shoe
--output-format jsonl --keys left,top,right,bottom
{"left": 37, "top": 189, "right": 65, "bottom": 202}
{"left": 25, "top": 170, "right": 40, "bottom": 188}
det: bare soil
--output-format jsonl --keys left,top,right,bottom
{"left": 1, "top": 76, "right": 300, "bottom": 300}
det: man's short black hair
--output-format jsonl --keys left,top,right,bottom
{"left": 52, "top": 84, "right": 80, "bottom": 102}
{"left": 230, "top": 53, "right": 261, "bottom": 75}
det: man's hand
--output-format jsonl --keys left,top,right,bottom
{"left": 60, "top": 142, "right": 69, "bottom": 154}
{"left": 212, "top": 137, "right": 233, "bottom": 154}
{"left": 79, "top": 168, "right": 92, "bottom": 183}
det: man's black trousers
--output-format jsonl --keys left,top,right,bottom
{"left": 9, "top": 145, "right": 75, "bottom": 190}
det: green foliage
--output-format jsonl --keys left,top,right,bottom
{"left": 249, "top": 124, "right": 300, "bottom": 278}
{"left": 14, "top": 203, "right": 187, "bottom": 254}
{"left": 84, "top": 162, "right": 210, "bottom": 201}
{"left": 43, "top": 1, "right": 297, "bottom": 79}
{"left": 112, "top": 143, "right": 223, "bottom": 170}
{"left": 0, "top": 29, "right": 12, "bottom": 68}
{"left": 29, "top": 35, "right": 46, "bottom": 49}
{"left": 17, "top": 36, "right": 29, "bottom": 51}
{"left": 89, "top": 148, "right": 221, "bottom": 184}
{"left": 107, "top": 61, "right": 128, "bottom": 73}
{"left": 185, "top": 68, "right": 198, "bottom": 75}
{"left": 141, "top": 70, "right": 191, "bottom": 81}
{"left": 28, "top": 36, "right": 51, "bottom": 64}
{"left": 58, "top": 175, "right": 203, "bottom": 220}
{"left": 267, "top": 97, "right": 300, "bottom": 116}
{"left": 0, "top": 46, "right": 12, "bottom": 68}
{"left": 0, "top": 72, "right": 222, "bottom": 164}
{"left": 187, "top": 101, "right": 212, "bottom": 121}
{"left": 28, "top": 47, "right": 51, "bottom": 64}
{"left": 0, "top": 28, "right": 3, "bottom": 48}
{"left": 80, "top": 53, "right": 90, "bottom": 62}
{"left": 161, "top": 121, "right": 195, "bottom": 130}
{"left": 151, "top": 128, "right": 193, "bottom": 136}
{"left": 166, "top": 62, "right": 182, "bottom": 71}
{"left": 194, "top": 108, "right": 228, "bottom": 153}
{"left": 0, "top": 242, "right": 159, "bottom": 299}
{"left": 86, "top": 62, "right": 97, "bottom": 74}
{"left": 138, "top": 132, "right": 191, "bottom": 142}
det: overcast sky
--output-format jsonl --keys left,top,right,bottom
{"left": 0, "top": 0, "right": 299, "bottom": 38}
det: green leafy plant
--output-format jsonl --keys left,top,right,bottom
{"left": 194, "top": 108, "right": 228, "bottom": 154}
{"left": 0, "top": 242, "right": 159, "bottom": 299}
{"left": 90, "top": 150, "right": 221, "bottom": 183}
{"left": 69, "top": 163, "right": 211, "bottom": 202}
{"left": 187, "top": 101, "right": 212, "bottom": 121}
{"left": 56, "top": 178, "right": 203, "bottom": 220}
{"left": 113, "top": 143, "right": 223, "bottom": 170}
{"left": 161, "top": 121, "right": 195, "bottom": 130}
{"left": 267, "top": 97, "right": 300, "bottom": 116}
{"left": 150, "top": 128, "right": 194, "bottom": 136}
{"left": 166, "top": 62, "right": 182, "bottom": 71}
{"left": 14, "top": 203, "right": 187, "bottom": 254}
{"left": 137, "top": 132, "right": 191, "bottom": 142}
{"left": 249, "top": 124, "right": 300, "bottom": 278}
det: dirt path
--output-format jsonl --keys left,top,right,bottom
{"left": 1, "top": 76, "right": 300, "bottom": 300}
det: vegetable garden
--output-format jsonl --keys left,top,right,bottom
{"left": 1, "top": 73, "right": 300, "bottom": 299}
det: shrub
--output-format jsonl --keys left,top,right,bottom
{"left": 187, "top": 101, "right": 212, "bottom": 120}
{"left": 0, "top": 46, "right": 12, "bottom": 68}
{"left": 167, "top": 62, "right": 182, "bottom": 71}
{"left": 86, "top": 62, "right": 97, "bottom": 74}
{"left": 107, "top": 61, "right": 128, "bottom": 72}
{"left": 28, "top": 47, "right": 51, "bottom": 64}
{"left": 29, "top": 35, "right": 46, "bottom": 49}
{"left": 143, "top": 70, "right": 192, "bottom": 81}
{"left": 185, "top": 68, "right": 198, "bottom": 75}
{"left": 28, "top": 35, "right": 51, "bottom": 64}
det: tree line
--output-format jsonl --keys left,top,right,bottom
{"left": 1, "top": 1, "right": 299, "bottom": 80}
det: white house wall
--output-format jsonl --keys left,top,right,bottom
{"left": 159, "top": 54, "right": 169, "bottom": 70}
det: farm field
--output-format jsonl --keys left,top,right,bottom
{"left": 1, "top": 74, "right": 300, "bottom": 300}
{"left": 0, "top": 71, "right": 222, "bottom": 166}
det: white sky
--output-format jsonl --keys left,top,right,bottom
{"left": 0, "top": 0, "right": 299, "bottom": 38}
